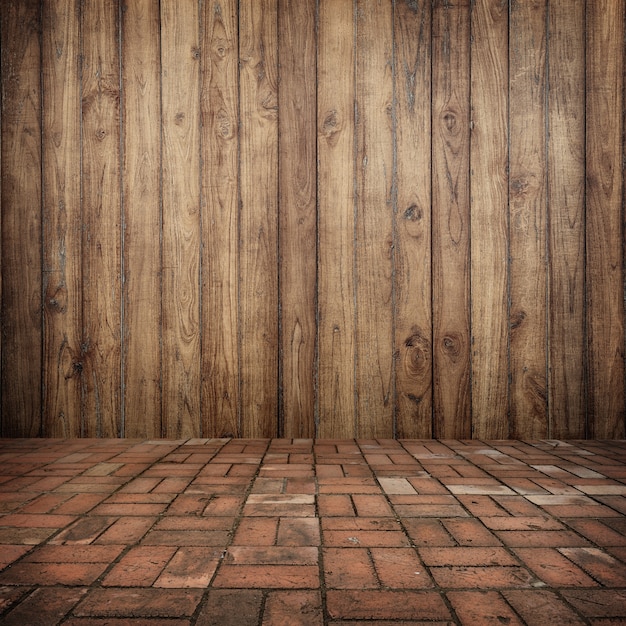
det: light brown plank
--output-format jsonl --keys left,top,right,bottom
{"left": 0, "top": 0, "right": 42, "bottom": 437}
{"left": 160, "top": 0, "right": 201, "bottom": 438}
{"left": 547, "top": 0, "right": 586, "bottom": 438}
{"left": 81, "top": 0, "right": 121, "bottom": 437}
{"left": 431, "top": 0, "right": 471, "bottom": 439}
{"left": 394, "top": 0, "right": 433, "bottom": 438}
{"left": 278, "top": 0, "right": 317, "bottom": 438}
{"left": 122, "top": 0, "right": 162, "bottom": 438}
{"left": 508, "top": 0, "right": 548, "bottom": 438}
{"left": 585, "top": 0, "right": 625, "bottom": 438}
{"left": 239, "top": 0, "right": 279, "bottom": 438}
{"left": 201, "top": 0, "right": 240, "bottom": 438}
{"left": 470, "top": 0, "right": 509, "bottom": 439}
{"left": 42, "top": 0, "right": 83, "bottom": 437}
{"left": 355, "top": 0, "right": 394, "bottom": 438}
{"left": 317, "top": 0, "right": 356, "bottom": 438}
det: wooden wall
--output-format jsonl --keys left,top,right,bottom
{"left": 1, "top": 0, "right": 625, "bottom": 439}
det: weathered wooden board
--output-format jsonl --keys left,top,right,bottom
{"left": 548, "top": 0, "right": 586, "bottom": 438}
{"left": 201, "top": 0, "right": 240, "bottom": 438}
{"left": 585, "top": 0, "right": 625, "bottom": 438}
{"left": 121, "top": 0, "right": 162, "bottom": 438}
{"left": 470, "top": 0, "right": 509, "bottom": 439}
{"left": 0, "top": 0, "right": 42, "bottom": 437}
{"left": 160, "top": 0, "right": 201, "bottom": 438}
{"left": 394, "top": 0, "right": 433, "bottom": 438}
{"left": 355, "top": 0, "right": 394, "bottom": 438}
{"left": 317, "top": 0, "right": 356, "bottom": 438}
{"left": 81, "top": 0, "right": 121, "bottom": 437}
{"left": 42, "top": 0, "right": 83, "bottom": 437}
{"left": 278, "top": 0, "right": 317, "bottom": 438}
{"left": 239, "top": 0, "right": 279, "bottom": 437}
{"left": 431, "top": 0, "right": 471, "bottom": 438}
{"left": 508, "top": 0, "right": 548, "bottom": 439}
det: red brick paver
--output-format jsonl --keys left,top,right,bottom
{"left": 0, "top": 437, "right": 624, "bottom": 624}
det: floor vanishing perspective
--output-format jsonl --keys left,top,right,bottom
{"left": 0, "top": 438, "right": 625, "bottom": 625}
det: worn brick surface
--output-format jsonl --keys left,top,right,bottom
{"left": 0, "top": 437, "right": 624, "bottom": 624}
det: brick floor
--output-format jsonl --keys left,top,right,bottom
{"left": 0, "top": 438, "right": 625, "bottom": 624}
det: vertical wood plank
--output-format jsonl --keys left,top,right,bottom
{"left": 586, "top": 0, "right": 625, "bottom": 438}
{"left": 355, "top": 0, "right": 394, "bottom": 438}
{"left": 431, "top": 0, "right": 471, "bottom": 438}
{"left": 122, "top": 0, "right": 162, "bottom": 438}
{"left": 42, "top": 0, "right": 83, "bottom": 437}
{"left": 317, "top": 0, "right": 356, "bottom": 438}
{"left": 161, "top": 0, "right": 201, "bottom": 438}
{"left": 239, "top": 0, "right": 279, "bottom": 437}
{"left": 81, "top": 0, "right": 121, "bottom": 437}
{"left": 509, "top": 0, "right": 548, "bottom": 438}
{"left": 547, "top": 0, "right": 586, "bottom": 438}
{"left": 201, "top": 0, "right": 240, "bottom": 438}
{"left": 0, "top": 0, "right": 43, "bottom": 437}
{"left": 394, "top": 0, "right": 433, "bottom": 438}
{"left": 278, "top": 0, "right": 317, "bottom": 438}
{"left": 470, "top": 0, "right": 509, "bottom": 439}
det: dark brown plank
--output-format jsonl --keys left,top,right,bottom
{"left": 394, "top": 0, "right": 433, "bottom": 438}
{"left": 42, "top": 0, "right": 83, "bottom": 437}
{"left": 0, "top": 0, "right": 42, "bottom": 436}
{"left": 470, "top": 0, "right": 509, "bottom": 439}
{"left": 239, "top": 0, "right": 279, "bottom": 437}
{"left": 201, "top": 0, "right": 240, "bottom": 438}
{"left": 81, "top": 0, "right": 121, "bottom": 437}
{"left": 431, "top": 0, "right": 471, "bottom": 438}
{"left": 509, "top": 0, "right": 548, "bottom": 438}
{"left": 585, "top": 0, "right": 625, "bottom": 438}
{"left": 278, "top": 0, "right": 317, "bottom": 438}
{"left": 121, "top": 0, "right": 162, "bottom": 438}
{"left": 317, "top": 0, "right": 356, "bottom": 438}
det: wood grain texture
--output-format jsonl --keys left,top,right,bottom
{"left": 42, "top": 0, "right": 83, "bottom": 437}
{"left": 431, "top": 0, "right": 471, "bottom": 438}
{"left": 585, "top": 0, "right": 625, "bottom": 438}
{"left": 470, "top": 0, "right": 509, "bottom": 439}
{"left": 278, "top": 0, "right": 317, "bottom": 438}
{"left": 548, "top": 0, "right": 586, "bottom": 438}
{"left": 508, "top": 0, "right": 548, "bottom": 439}
{"left": 201, "top": 0, "right": 241, "bottom": 438}
{"left": 121, "top": 0, "right": 162, "bottom": 438}
{"left": 394, "top": 0, "right": 433, "bottom": 438}
{"left": 239, "top": 0, "right": 279, "bottom": 437}
{"left": 355, "top": 0, "right": 394, "bottom": 438}
{"left": 0, "top": 0, "right": 42, "bottom": 437}
{"left": 160, "top": 0, "right": 201, "bottom": 438}
{"left": 81, "top": 0, "right": 121, "bottom": 437}
{"left": 317, "top": 0, "right": 356, "bottom": 438}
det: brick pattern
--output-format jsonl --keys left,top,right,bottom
{"left": 0, "top": 438, "right": 625, "bottom": 624}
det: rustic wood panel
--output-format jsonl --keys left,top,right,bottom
{"left": 317, "top": 0, "right": 356, "bottom": 438}
{"left": 508, "top": 0, "right": 548, "bottom": 438}
{"left": 81, "top": 0, "right": 121, "bottom": 437}
{"left": 355, "top": 0, "right": 394, "bottom": 437}
{"left": 585, "top": 0, "right": 625, "bottom": 438}
{"left": 278, "top": 0, "right": 317, "bottom": 438}
{"left": 239, "top": 0, "right": 279, "bottom": 437}
{"left": 160, "top": 0, "right": 201, "bottom": 438}
{"left": 200, "top": 0, "right": 240, "bottom": 438}
{"left": 393, "top": 0, "right": 433, "bottom": 438}
{"left": 0, "top": 0, "right": 42, "bottom": 437}
{"left": 431, "top": 0, "right": 471, "bottom": 438}
{"left": 121, "top": 0, "right": 162, "bottom": 438}
{"left": 470, "top": 0, "right": 509, "bottom": 438}
{"left": 548, "top": 0, "right": 586, "bottom": 438}
{"left": 1, "top": 0, "right": 625, "bottom": 439}
{"left": 41, "top": 0, "right": 83, "bottom": 437}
